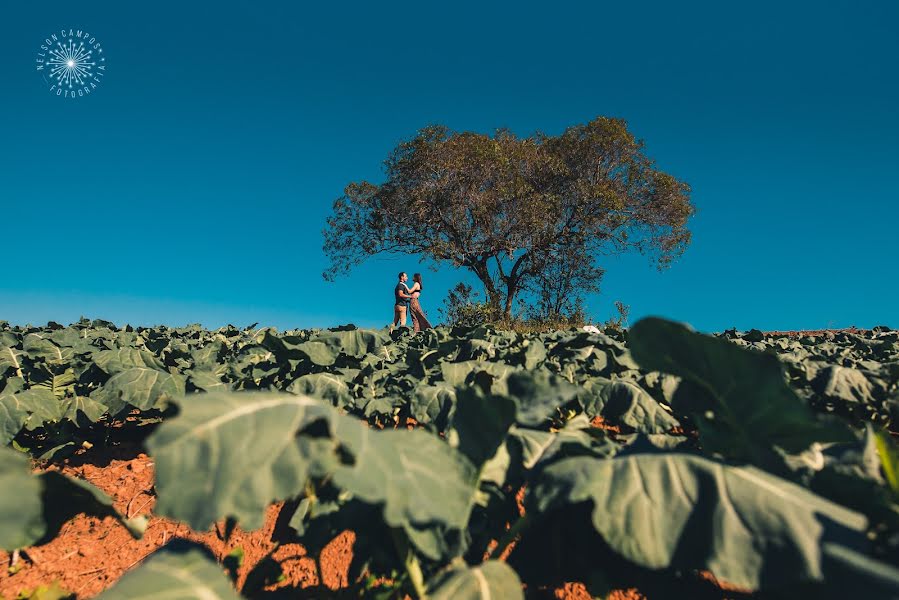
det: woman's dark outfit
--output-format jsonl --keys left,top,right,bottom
{"left": 409, "top": 287, "right": 433, "bottom": 332}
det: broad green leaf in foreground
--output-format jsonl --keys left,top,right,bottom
{"left": 331, "top": 418, "right": 479, "bottom": 559}
{"left": 146, "top": 392, "right": 337, "bottom": 530}
{"left": 0, "top": 446, "right": 144, "bottom": 550}
{"left": 98, "top": 541, "right": 241, "bottom": 600}
{"left": 0, "top": 447, "right": 43, "bottom": 549}
{"left": 821, "top": 542, "right": 899, "bottom": 598}
{"left": 147, "top": 390, "right": 480, "bottom": 554}
{"left": 450, "top": 386, "right": 516, "bottom": 467}
{"left": 629, "top": 317, "right": 854, "bottom": 464}
{"left": 529, "top": 453, "right": 868, "bottom": 591}
{"left": 38, "top": 471, "right": 147, "bottom": 541}
{"left": 427, "top": 560, "right": 524, "bottom": 600}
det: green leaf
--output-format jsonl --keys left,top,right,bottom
{"left": 510, "top": 416, "right": 618, "bottom": 471}
{"left": 362, "top": 396, "right": 396, "bottom": 418}
{"left": 2, "top": 389, "right": 65, "bottom": 431}
{"left": 629, "top": 317, "right": 854, "bottom": 464}
{"left": 223, "top": 546, "right": 244, "bottom": 584}
{"left": 98, "top": 541, "right": 241, "bottom": 600}
{"left": 15, "top": 581, "right": 72, "bottom": 600}
{"left": 798, "top": 428, "right": 899, "bottom": 530}
{"left": 530, "top": 453, "right": 868, "bottom": 590}
{"left": 294, "top": 341, "right": 337, "bottom": 365}
{"left": 440, "top": 361, "right": 519, "bottom": 388}
{"left": 504, "top": 371, "right": 580, "bottom": 427}
{"left": 331, "top": 421, "right": 478, "bottom": 559}
{"left": 94, "top": 348, "right": 165, "bottom": 375}
{"left": 190, "top": 342, "right": 226, "bottom": 369}
{"left": 146, "top": 392, "right": 336, "bottom": 530}
{"left": 812, "top": 365, "right": 879, "bottom": 405}
{"left": 0, "top": 346, "right": 24, "bottom": 377}
{"left": 30, "top": 366, "right": 76, "bottom": 399}
{"left": 92, "top": 367, "right": 185, "bottom": 415}
{"left": 522, "top": 340, "right": 547, "bottom": 370}
{"left": 22, "top": 334, "right": 70, "bottom": 363}
{"left": 874, "top": 430, "right": 899, "bottom": 501}
{"left": 0, "top": 393, "right": 30, "bottom": 444}
{"left": 319, "top": 329, "right": 389, "bottom": 358}
{"left": 410, "top": 384, "right": 455, "bottom": 427}
{"left": 147, "top": 390, "right": 479, "bottom": 560}
{"left": 586, "top": 380, "right": 680, "bottom": 433}
{"left": 450, "top": 386, "right": 516, "bottom": 467}
{"left": 821, "top": 543, "right": 899, "bottom": 598}
{"left": 427, "top": 560, "right": 524, "bottom": 600}
{"left": 0, "top": 447, "right": 43, "bottom": 549}
{"left": 187, "top": 370, "right": 229, "bottom": 392}
{"left": 440, "top": 361, "right": 484, "bottom": 386}
{"left": 287, "top": 373, "right": 352, "bottom": 406}
{"left": 36, "top": 472, "right": 147, "bottom": 542}
{"left": 0, "top": 447, "right": 143, "bottom": 550}
{"left": 0, "top": 388, "right": 107, "bottom": 439}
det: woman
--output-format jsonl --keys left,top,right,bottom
{"left": 406, "top": 273, "right": 433, "bottom": 332}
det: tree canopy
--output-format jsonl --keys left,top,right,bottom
{"left": 323, "top": 117, "right": 694, "bottom": 320}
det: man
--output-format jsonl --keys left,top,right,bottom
{"left": 393, "top": 272, "right": 413, "bottom": 327}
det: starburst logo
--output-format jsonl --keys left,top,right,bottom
{"left": 35, "top": 29, "right": 106, "bottom": 98}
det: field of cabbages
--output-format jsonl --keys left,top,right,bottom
{"left": 0, "top": 317, "right": 898, "bottom": 599}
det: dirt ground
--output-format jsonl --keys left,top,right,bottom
{"left": 0, "top": 444, "right": 355, "bottom": 598}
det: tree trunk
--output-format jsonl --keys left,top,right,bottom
{"left": 503, "top": 280, "right": 519, "bottom": 320}
{"left": 470, "top": 260, "right": 503, "bottom": 316}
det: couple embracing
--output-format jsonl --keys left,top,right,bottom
{"left": 393, "top": 272, "right": 433, "bottom": 331}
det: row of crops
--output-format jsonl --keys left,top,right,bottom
{"left": 1, "top": 317, "right": 898, "bottom": 598}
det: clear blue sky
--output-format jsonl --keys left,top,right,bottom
{"left": 1, "top": 1, "right": 896, "bottom": 332}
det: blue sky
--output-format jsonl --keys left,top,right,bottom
{"left": 0, "top": 1, "right": 896, "bottom": 332}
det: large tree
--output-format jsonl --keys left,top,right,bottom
{"left": 323, "top": 117, "right": 694, "bottom": 320}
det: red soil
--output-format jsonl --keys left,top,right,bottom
{"left": 554, "top": 582, "right": 646, "bottom": 600}
{"left": 0, "top": 446, "right": 353, "bottom": 598}
{"left": 590, "top": 415, "right": 623, "bottom": 434}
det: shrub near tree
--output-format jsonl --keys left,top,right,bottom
{"left": 323, "top": 117, "right": 695, "bottom": 321}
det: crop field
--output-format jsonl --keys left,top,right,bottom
{"left": 0, "top": 317, "right": 898, "bottom": 599}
